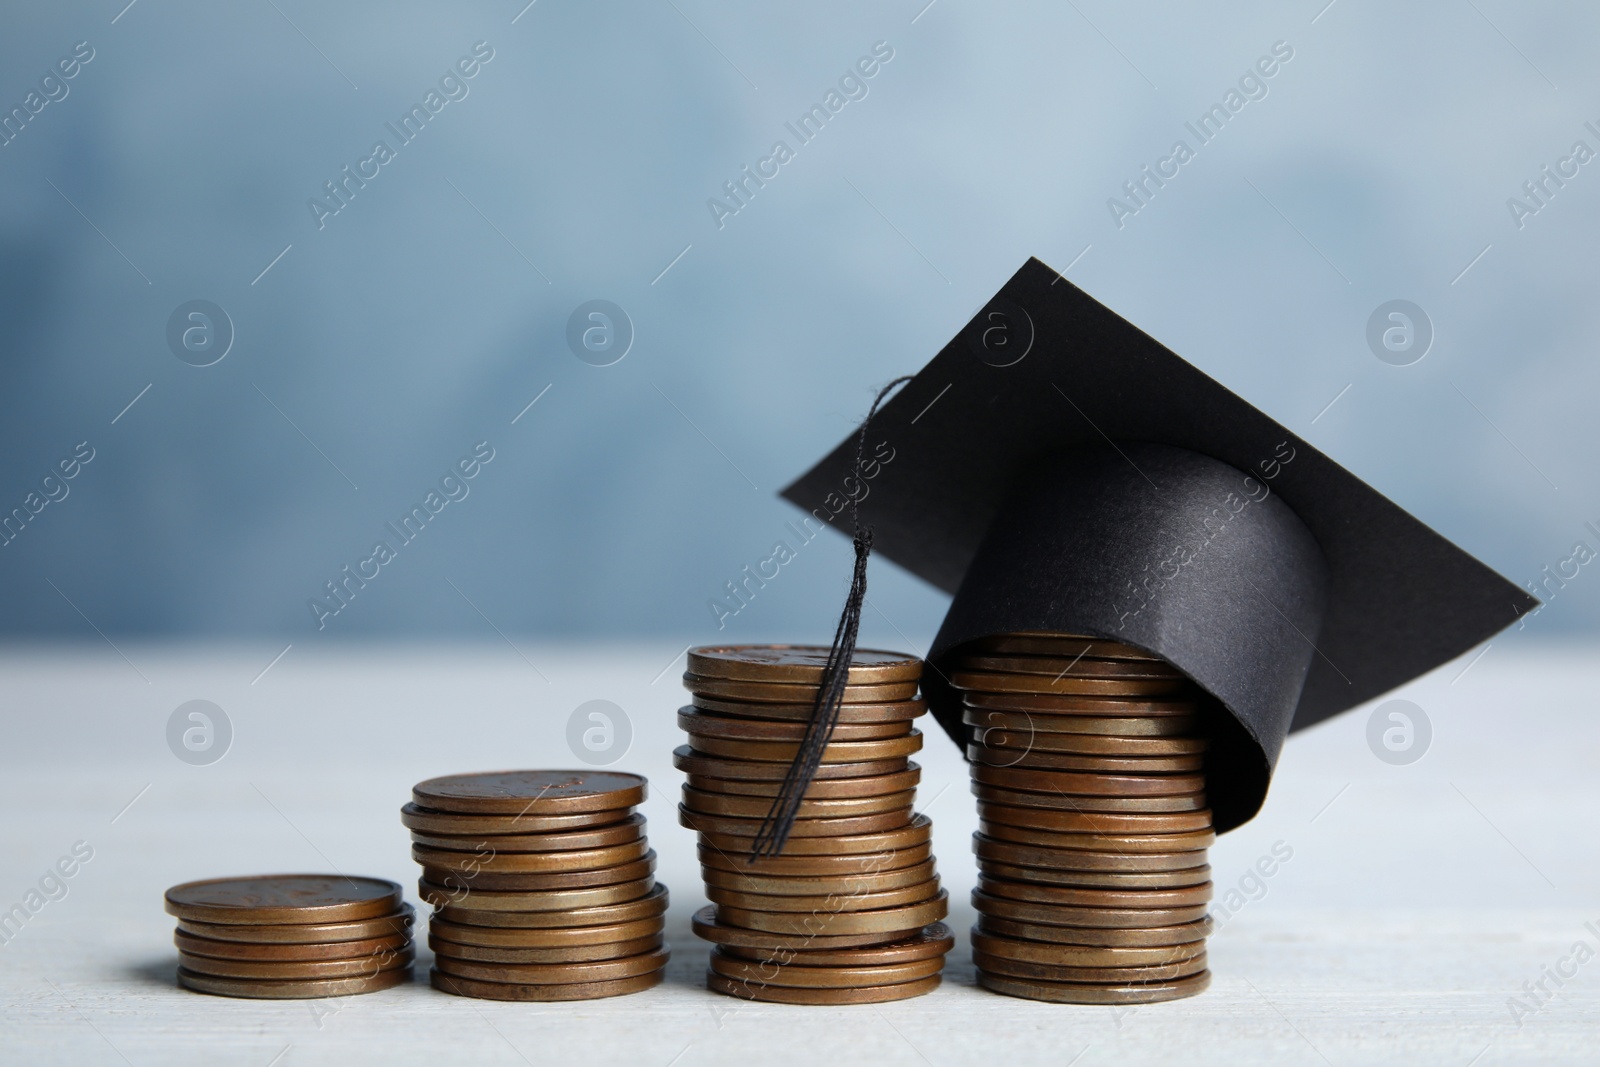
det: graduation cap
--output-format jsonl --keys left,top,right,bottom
{"left": 780, "top": 257, "right": 1535, "bottom": 833}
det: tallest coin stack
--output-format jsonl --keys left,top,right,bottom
{"left": 677, "top": 646, "right": 953, "bottom": 1004}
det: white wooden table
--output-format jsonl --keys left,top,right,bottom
{"left": 1, "top": 643, "right": 1593, "bottom": 1065}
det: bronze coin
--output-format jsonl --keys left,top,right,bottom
{"left": 684, "top": 673, "right": 919, "bottom": 704}
{"left": 972, "top": 890, "right": 1209, "bottom": 928}
{"left": 691, "top": 905, "right": 922, "bottom": 950}
{"left": 409, "top": 813, "right": 645, "bottom": 852}
{"left": 969, "top": 769, "right": 1205, "bottom": 797}
{"left": 697, "top": 813, "right": 932, "bottom": 856}
{"left": 178, "top": 947, "right": 413, "bottom": 980}
{"left": 673, "top": 745, "right": 909, "bottom": 781}
{"left": 680, "top": 804, "right": 914, "bottom": 839}
{"left": 709, "top": 948, "right": 944, "bottom": 988}
{"left": 430, "top": 967, "right": 663, "bottom": 1001}
{"left": 707, "top": 878, "right": 942, "bottom": 914}
{"left": 678, "top": 707, "right": 910, "bottom": 742}
{"left": 978, "top": 876, "right": 1213, "bottom": 909}
{"left": 433, "top": 883, "right": 668, "bottom": 928}
{"left": 430, "top": 916, "right": 664, "bottom": 949}
{"left": 433, "top": 946, "right": 669, "bottom": 984}
{"left": 698, "top": 842, "right": 932, "bottom": 877}
{"left": 420, "top": 852, "right": 656, "bottom": 892}
{"left": 686, "top": 766, "right": 921, "bottom": 799}
{"left": 973, "top": 832, "right": 1208, "bottom": 871}
{"left": 691, "top": 696, "right": 926, "bottom": 722}
{"left": 178, "top": 966, "right": 412, "bottom": 999}
{"left": 972, "top": 783, "right": 1208, "bottom": 815}
{"left": 977, "top": 860, "right": 1211, "bottom": 890}
{"left": 174, "top": 929, "right": 410, "bottom": 962}
{"left": 164, "top": 875, "right": 403, "bottom": 926}
{"left": 687, "top": 645, "right": 922, "bottom": 685}
{"left": 970, "top": 928, "right": 1204, "bottom": 966}
{"left": 707, "top": 971, "right": 940, "bottom": 1004}
{"left": 964, "top": 633, "right": 1163, "bottom": 660}
{"left": 977, "top": 812, "right": 1216, "bottom": 851}
{"left": 686, "top": 731, "right": 923, "bottom": 763}
{"left": 413, "top": 838, "right": 649, "bottom": 874}
{"left": 972, "top": 728, "right": 1207, "bottom": 756}
{"left": 176, "top": 906, "right": 414, "bottom": 945}
{"left": 701, "top": 858, "right": 938, "bottom": 896}
{"left": 967, "top": 744, "right": 1205, "bottom": 775}
{"left": 420, "top": 875, "right": 655, "bottom": 913}
{"left": 977, "top": 968, "right": 1211, "bottom": 1004}
{"left": 965, "top": 691, "right": 1197, "bottom": 715}
{"left": 961, "top": 654, "right": 1183, "bottom": 680}
{"left": 964, "top": 709, "right": 1198, "bottom": 737}
{"left": 718, "top": 923, "right": 953, "bottom": 967}
{"left": 976, "top": 947, "right": 1206, "bottom": 983}
{"left": 717, "top": 889, "right": 948, "bottom": 936}
{"left": 977, "top": 913, "right": 1214, "bottom": 947}
{"left": 400, "top": 802, "right": 630, "bottom": 837}
{"left": 412, "top": 770, "right": 647, "bottom": 816}
{"left": 968, "top": 795, "right": 1213, "bottom": 834}
{"left": 950, "top": 671, "right": 1188, "bottom": 697}
{"left": 682, "top": 785, "right": 917, "bottom": 820}
{"left": 430, "top": 933, "right": 664, "bottom": 964}
{"left": 972, "top": 761, "right": 1203, "bottom": 792}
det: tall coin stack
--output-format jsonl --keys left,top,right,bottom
{"left": 677, "top": 645, "right": 952, "bottom": 1005}
{"left": 404, "top": 770, "right": 671, "bottom": 1001}
{"left": 952, "top": 632, "right": 1216, "bottom": 1004}
{"left": 165, "top": 874, "right": 414, "bottom": 998}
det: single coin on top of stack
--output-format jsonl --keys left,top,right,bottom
{"left": 404, "top": 770, "right": 669, "bottom": 1002}
{"left": 165, "top": 875, "right": 414, "bottom": 998}
{"left": 678, "top": 645, "right": 952, "bottom": 1004}
{"left": 954, "top": 631, "right": 1217, "bottom": 1005}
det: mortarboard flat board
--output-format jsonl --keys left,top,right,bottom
{"left": 782, "top": 257, "right": 1536, "bottom": 833}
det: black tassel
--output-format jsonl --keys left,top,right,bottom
{"left": 748, "top": 376, "right": 913, "bottom": 861}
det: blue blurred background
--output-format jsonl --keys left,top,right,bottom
{"left": 2, "top": 0, "right": 1595, "bottom": 649}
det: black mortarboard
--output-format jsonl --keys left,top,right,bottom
{"left": 782, "top": 257, "right": 1535, "bottom": 833}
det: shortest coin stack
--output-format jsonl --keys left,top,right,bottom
{"left": 405, "top": 770, "right": 670, "bottom": 1002}
{"left": 165, "top": 874, "right": 414, "bottom": 999}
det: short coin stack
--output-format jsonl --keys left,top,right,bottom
{"left": 678, "top": 645, "right": 952, "bottom": 1004}
{"left": 405, "top": 770, "right": 670, "bottom": 1002}
{"left": 165, "top": 874, "right": 413, "bottom": 998}
{"left": 953, "top": 631, "right": 1216, "bottom": 1004}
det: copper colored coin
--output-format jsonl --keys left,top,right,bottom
{"left": 692, "top": 696, "right": 925, "bottom": 722}
{"left": 674, "top": 745, "right": 909, "bottom": 781}
{"left": 965, "top": 691, "right": 1197, "bottom": 715}
{"left": 420, "top": 875, "right": 655, "bottom": 913}
{"left": 697, "top": 813, "right": 932, "bottom": 856}
{"left": 431, "top": 967, "right": 663, "bottom": 1001}
{"left": 972, "top": 728, "right": 1207, "bottom": 757}
{"left": 164, "top": 875, "right": 403, "bottom": 926}
{"left": 972, "top": 783, "right": 1208, "bottom": 814}
{"left": 687, "top": 766, "right": 921, "bottom": 799}
{"left": 701, "top": 858, "right": 938, "bottom": 896}
{"left": 691, "top": 905, "right": 922, "bottom": 950}
{"left": 178, "top": 947, "right": 413, "bottom": 980}
{"left": 409, "top": 813, "right": 645, "bottom": 852}
{"left": 977, "top": 914, "right": 1214, "bottom": 947}
{"left": 977, "top": 811, "right": 1216, "bottom": 851}
{"left": 968, "top": 743, "right": 1205, "bottom": 775}
{"left": 968, "top": 769, "right": 1204, "bottom": 797}
{"left": 965, "top": 633, "right": 1163, "bottom": 661}
{"left": 421, "top": 852, "right": 656, "bottom": 892}
{"left": 709, "top": 949, "right": 944, "bottom": 988}
{"left": 178, "top": 966, "right": 412, "bottom": 999}
{"left": 430, "top": 916, "right": 664, "bottom": 949}
{"left": 707, "top": 878, "right": 942, "bottom": 914}
{"left": 400, "top": 802, "right": 630, "bottom": 836}
{"left": 718, "top": 923, "right": 953, "bottom": 967}
{"left": 431, "top": 933, "right": 664, "bottom": 964}
{"left": 973, "top": 832, "right": 1208, "bottom": 871}
{"left": 708, "top": 971, "right": 940, "bottom": 1004}
{"left": 978, "top": 877, "right": 1214, "bottom": 909}
{"left": 977, "top": 969, "right": 1211, "bottom": 1004}
{"left": 686, "top": 731, "right": 923, "bottom": 763}
{"left": 687, "top": 645, "right": 922, "bottom": 685}
{"left": 685, "top": 673, "right": 919, "bottom": 704}
{"left": 970, "top": 929, "right": 1204, "bottom": 967}
{"left": 961, "top": 654, "right": 1184, "bottom": 680}
{"left": 176, "top": 906, "right": 414, "bottom": 945}
{"left": 412, "top": 771, "right": 647, "bottom": 816}
{"left": 433, "top": 946, "right": 669, "bottom": 984}
{"left": 976, "top": 950, "right": 1208, "bottom": 984}
{"left": 698, "top": 842, "right": 932, "bottom": 877}
{"left": 680, "top": 804, "right": 914, "bottom": 839}
{"left": 682, "top": 785, "right": 916, "bottom": 819}
{"left": 977, "top": 860, "right": 1211, "bottom": 890}
{"left": 967, "top": 796, "right": 1212, "bottom": 834}
{"left": 175, "top": 929, "right": 409, "bottom": 962}
{"left": 964, "top": 709, "right": 1198, "bottom": 737}
{"left": 972, "top": 761, "right": 1205, "bottom": 793}
{"left": 433, "top": 884, "right": 668, "bottom": 928}
{"left": 678, "top": 707, "right": 909, "bottom": 742}
{"left": 717, "top": 889, "right": 948, "bottom": 936}
{"left": 413, "top": 838, "right": 649, "bottom": 874}
{"left": 972, "top": 890, "right": 1209, "bottom": 929}
{"left": 950, "top": 671, "right": 1188, "bottom": 697}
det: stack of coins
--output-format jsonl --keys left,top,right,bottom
{"left": 953, "top": 632, "right": 1216, "bottom": 1004}
{"left": 403, "top": 770, "right": 670, "bottom": 1002}
{"left": 678, "top": 645, "right": 952, "bottom": 1004}
{"left": 164, "top": 875, "right": 413, "bottom": 998}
